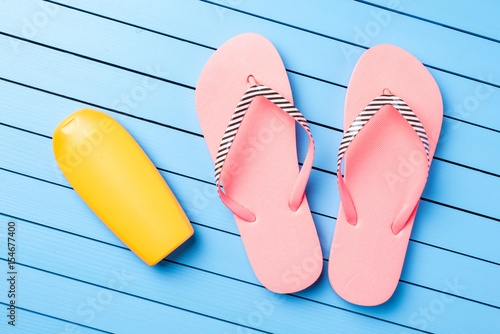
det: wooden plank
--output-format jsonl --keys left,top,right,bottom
{"left": 363, "top": 0, "right": 500, "bottom": 41}
{"left": 0, "top": 72, "right": 499, "bottom": 221}
{"left": 1, "top": 33, "right": 499, "bottom": 178}
{"left": 2, "top": 138, "right": 500, "bottom": 309}
{"left": 3, "top": 163, "right": 500, "bottom": 311}
{"left": 1, "top": 7, "right": 499, "bottom": 180}
{"left": 1, "top": 82, "right": 499, "bottom": 264}
{"left": 1, "top": 220, "right": 423, "bottom": 334}
{"left": 0, "top": 119, "right": 499, "bottom": 264}
{"left": 0, "top": 0, "right": 499, "bottom": 132}
{"left": 0, "top": 261, "right": 264, "bottom": 333}
{"left": 0, "top": 120, "right": 500, "bottom": 303}
{"left": 0, "top": 306, "right": 106, "bottom": 333}
{"left": 4, "top": 217, "right": 500, "bottom": 333}
{"left": 0, "top": 89, "right": 498, "bottom": 330}
{"left": 48, "top": 0, "right": 500, "bottom": 86}
{"left": 201, "top": 0, "right": 500, "bottom": 85}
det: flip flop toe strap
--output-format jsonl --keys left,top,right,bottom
{"left": 337, "top": 91, "right": 430, "bottom": 234}
{"left": 215, "top": 81, "right": 315, "bottom": 222}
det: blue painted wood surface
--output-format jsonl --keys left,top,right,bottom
{"left": 0, "top": 0, "right": 499, "bottom": 333}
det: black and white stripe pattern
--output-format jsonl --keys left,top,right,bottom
{"left": 215, "top": 84, "right": 312, "bottom": 187}
{"left": 337, "top": 94, "right": 430, "bottom": 172}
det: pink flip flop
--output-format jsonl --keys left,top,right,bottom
{"left": 329, "top": 45, "right": 443, "bottom": 306}
{"left": 195, "top": 33, "right": 322, "bottom": 293}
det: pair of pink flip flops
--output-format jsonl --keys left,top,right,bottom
{"left": 195, "top": 33, "right": 442, "bottom": 306}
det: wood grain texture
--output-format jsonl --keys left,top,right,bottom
{"left": 2, "top": 218, "right": 431, "bottom": 334}
{"left": 0, "top": 31, "right": 498, "bottom": 178}
{"left": 3, "top": 212, "right": 500, "bottom": 332}
{"left": 363, "top": 0, "right": 500, "bottom": 41}
{"left": 1, "top": 0, "right": 500, "bottom": 131}
{"left": 199, "top": 0, "right": 500, "bottom": 84}
{"left": 0, "top": 260, "right": 265, "bottom": 333}
{"left": 0, "top": 128, "right": 499, "bottom": 332}
{"left": 0, "top": 305, "right": 107, "bottom": 333}
{"left": 1, "top": 0, "right": 499, "bottom": 332}
{"left": 0, "top": 79, "right": 499, "bottom": 251}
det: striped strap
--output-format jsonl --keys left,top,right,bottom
{"left": 215, "top": 83, "right": 315, "bottom": 222}
{"left": 337, "top": 91, "right": 430, "bottom": 233}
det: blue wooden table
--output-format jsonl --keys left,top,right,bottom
{"left": 1, "top": 1, "right": 499, "bottom": 333}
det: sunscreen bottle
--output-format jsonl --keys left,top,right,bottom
{"left": 53, "top": 109, "right": 193, "bottom": 265}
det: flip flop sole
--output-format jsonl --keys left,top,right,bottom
{"left": 196, "top": 33, "right": 322, "bottom": 293}
{"left": 329, "top": 44, "right": 443, "bottom": 305}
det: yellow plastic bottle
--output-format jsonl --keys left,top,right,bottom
{"left": 53, "top": 109, "right": 193, "bottom": 265}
